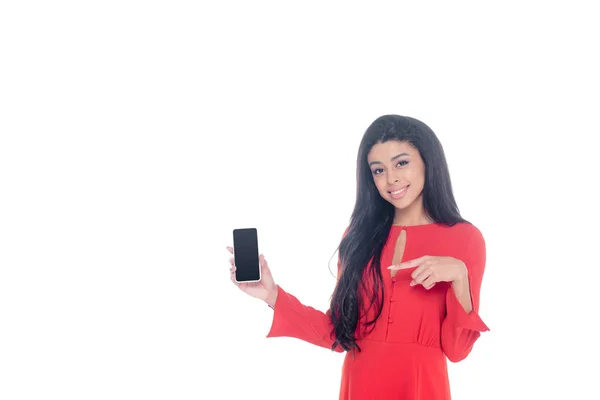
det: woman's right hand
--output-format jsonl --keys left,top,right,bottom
{"left": 226, "top": 246, "right": 278, "bottom": 307}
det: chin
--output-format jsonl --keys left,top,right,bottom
{"left": 392, "top": 201, "right": 412, "bottom": 210}
{"left": 386, "top": 197, "right": 412, "bottom": 209}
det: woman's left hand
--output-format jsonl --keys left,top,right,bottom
{"left": 387, "top": 256, "right": 467, "bottom": 290}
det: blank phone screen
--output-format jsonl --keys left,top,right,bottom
{"left": 233, "top": 228, "right": 260, "bottom": 282}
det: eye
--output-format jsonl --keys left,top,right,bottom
{"left": 397, "top": 160, "right": 409, "bottom": 167}
{"left": 372, "top": 168, "right": 383, "bottom": 175}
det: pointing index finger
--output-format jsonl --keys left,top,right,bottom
{"left": 387, "top": 256, "right": 427, "bottom": 270}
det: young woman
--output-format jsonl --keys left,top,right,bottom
{"left": 227, "top": 114, "right": 489, "bottom": 399}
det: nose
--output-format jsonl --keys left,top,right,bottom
{"left": 388, "top": 174, "right": 400, "bottom": 185}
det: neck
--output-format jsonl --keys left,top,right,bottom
{"left": 393, "top": 215, "right": 432, "bottom": 226}
{"left": 393, "top": 196, "right": 432, "bottom": 226}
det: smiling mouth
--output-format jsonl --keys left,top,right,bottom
{"left": 388, "top": 186, "right": 408, "bottom": 199}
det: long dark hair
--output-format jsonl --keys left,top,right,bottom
{"left": 329, "top": 115, "right": 468, "bottom": 353}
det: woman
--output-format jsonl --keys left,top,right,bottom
{"left": 227, "top": 114, "right": 489, "bottom": 399}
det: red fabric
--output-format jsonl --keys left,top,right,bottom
{"left": 266, "top": 222, "right": 489, "bottom": 399}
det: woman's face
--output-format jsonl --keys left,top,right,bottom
{"left": 367, "top": 140, "right": 426, "bottom": 211}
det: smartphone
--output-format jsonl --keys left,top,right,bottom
{"left": 232, "top": 228, "right": 261, "bottom": 283}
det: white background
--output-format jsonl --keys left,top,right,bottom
{"left": 1, "top": 1, "right": 598, "bottom": 399}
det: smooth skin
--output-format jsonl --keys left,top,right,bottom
{"left": 228, "top": 140, "right": 473, "bottom": 314}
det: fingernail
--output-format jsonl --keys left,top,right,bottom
{"left": 387, "top": 265, "right": 394, "bottom": 269}
{"left": 410, "top": 281, "right": 415, "bottom": 286}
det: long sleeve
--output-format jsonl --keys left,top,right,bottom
{"left": 265, "top": 228, "right": 349, "bottom": 353}
{"left": 441, "top": 226, "right": 490, "bottom": 362}
{"left": 266, "top": 285, "right": 344, "bottom": 352}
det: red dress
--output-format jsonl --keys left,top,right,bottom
{"left": 266, "top": 222, "right": 489, "bottom": 399}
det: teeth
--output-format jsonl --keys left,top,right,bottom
{"left": 391, "top": 188, "right": 405, "bottom": 195}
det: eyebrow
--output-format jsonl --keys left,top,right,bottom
{"left": 368, "top": 152, "right": 410, "bottom": 167}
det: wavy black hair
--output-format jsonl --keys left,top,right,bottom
{"left": 329, "top": 115, "right": 468, "bottom": 353}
